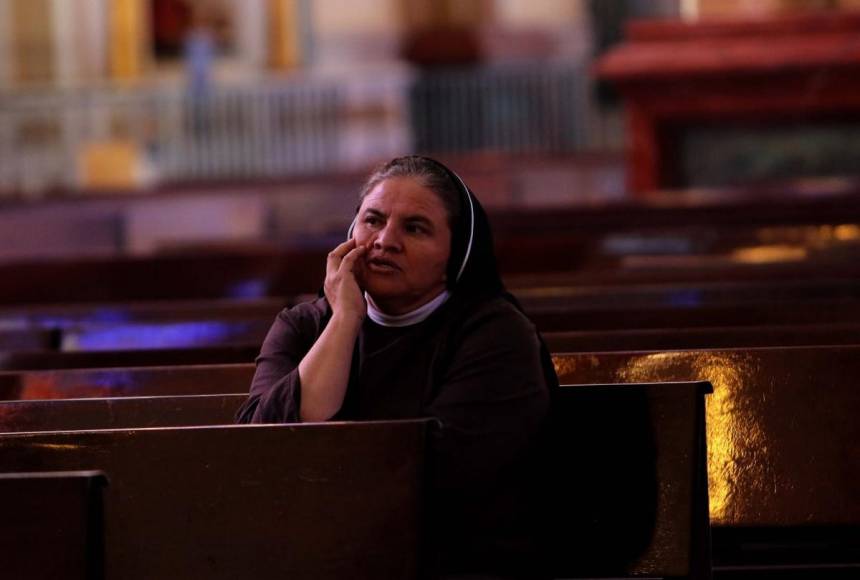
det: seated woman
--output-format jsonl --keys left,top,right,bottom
{"left": 236, "top": 156, "right": 557, "bottom": 579}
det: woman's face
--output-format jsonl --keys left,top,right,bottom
{"left": 353, "top": 176, "right": 452, "bottom": 315}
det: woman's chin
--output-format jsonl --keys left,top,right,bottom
{"left": 363, "top": 278, "right": 403, "bottom": 301}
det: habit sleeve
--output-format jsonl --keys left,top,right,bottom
{"left": 234, "top": 302, "right": 325, "bottom": 423}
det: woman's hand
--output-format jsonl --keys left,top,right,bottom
{"left": 324, "top": 239, "right": 367, "bottom": 324}
{"left": 297, "top": 239, "right": 367, "bottom": 422}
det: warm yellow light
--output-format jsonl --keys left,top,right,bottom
{"left": 731, "top": 245, "right": 807, "bottom": 264}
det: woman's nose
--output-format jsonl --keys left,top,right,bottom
{"left": 373, "top": 223, "right": 402, "bottom": 251}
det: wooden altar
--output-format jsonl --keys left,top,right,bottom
{"left": 596, "top": 12, "right": 860, "bottom": 193}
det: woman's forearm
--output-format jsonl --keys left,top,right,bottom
{"left": 297, "top": 311, "right": 362, "bottom": 422}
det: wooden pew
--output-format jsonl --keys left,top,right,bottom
{"left": 545, "top": 323, "right": 860, "bottom": 352}
{"left": 0, "top": 471, "right": 107, "bottom": 580}
{"left": 0, "top": 345, "right": 258, "bottom": 371}
{"left": 4, "top": 281, "right": 858, "bottom": 355}
{"left": 489, "top": 187, "right": 860, "bottom": 235}
{"left": 506, "top": 260, "right": 860, "bottom": 289}
{"left": 0, "top": 421, "right": 429, "bottom": 580}
{"left": 0, "top": 382, "right": 712, "bottom": 579}
{"left": 0, "top": 328, "right": 59, "bottom": 351}
{"left": 0, "top": 249, "right": 325, "bottom": 305}
{"left": 496, "top": 222, "right": 860, "bottom": 276}
{"left": 0, "top": 364, "right": 254, "bottom": 401}
{"left": 515, "top": 278, "right": 860, "bottom": 310}
{"left": 527, "top": 299, "right": 860, "bottom": 332}
{"left": 10, "top": 296, "right": 859, "bottom": 355}
{"left": 0, "top": 394, "right": 247, "bottom": 432}
{"left": 0, "top": 297, "right": 287, "bottom": 327}
{"left": 58, "top": 319, "right": 272, "bottom": 351}
{"left": 552, "top": 346, "right": 860, "bottom": 576}
{"left": 3, "top": 281, "right": 853, "bottom": 353}
{"left": 1, "top": 193, "right": 859, "bottom": 307}
{"left": 549, "top": 381, "right": 712, "bottom": 579}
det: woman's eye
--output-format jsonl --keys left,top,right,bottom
{"left": 364, "top": 216, "right": 380, "bottom": 227}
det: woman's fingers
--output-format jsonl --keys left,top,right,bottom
{"left": 323, "top": 240, "right": 367, "bottom": 311}
{"left": 339, "top": 244, "right": 366, "bottom": 273}
{"left": 326, "top": 238, "right": 357, "bottom": 272}
{"left": 324, "top": 241, "right": 367, "bottom": 317}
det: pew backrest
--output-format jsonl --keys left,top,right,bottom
{"left": 0, "top": 470, "right": 107, "bottom": 580}
{"left": 0, "top": 363, "right": 255, "bottom": 401}
{"left": 550, "top": 381, "right": 712, "bottom": 580}
{"left": 552, "top": 346, "right": 860, "bottom": 569}
{"left": 0, "top": 394, "right": 248, "bottom": 433}
{"left": 0, "top": 345, "right": 258, "bottom": 371}
{"left": 0, "top": 421, "right": 430, "bottom": 580}
{"left": 544, "top": 323, "right": 860, "bottom": 352}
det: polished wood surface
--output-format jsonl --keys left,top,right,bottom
{"left": 528, "top": 299, "right": 860, "bottom": 332}
{"left": 58, "top": 319, "right": 272, "bottom": 351}
{"left": 553, "top": 346, "right": 860, "bottom": 529}
{"left": 0, "top": 363, "right": 254, "bottom": 400}
{"left": 0, "top": 394, "right": 247, "bottom": 432}
{"left": 553, "top": 346, "right": 860, "bottom": 573}
{"left": 545, "top": 323, "right": 860, "bottom": 352}
{"left": 550, "top": 381, "right": 711, "bottom": 579}
{"left": 0, "top": 471, "right": 106, "bottom": 580}
{"left": 0, "top": 421, "right": 429, "bottom": 580}
{"left": 0, "top": 297, "right": 287, "bottom": 326}
{"left": 0, "top": 345, "right": 258, "bottom": 371}
{"left": 0, "top": 328, "right": 58, "bottom": 351}
{"left": 0, "top": 250, "right": 324, "bottom": 304}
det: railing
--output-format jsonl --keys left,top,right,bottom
{"left": 411, "top": 63, "right": 620, "bottom": 154}
{"left": 0, "top": 80, "right": 345, "bottom": 195}
{"left": 0, "top": 65, "right": 621, "bottom": 197}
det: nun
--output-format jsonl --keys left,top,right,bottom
{"left": 236, "top": 155, "right": 557, "bottom": 579}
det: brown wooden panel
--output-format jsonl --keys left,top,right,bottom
{"left": 552, "top": 346, "right": 860, "bottom": 529}
{"left": 506, "top": 260, "right": 860, "bottom": 288}
{"left": 0, "top": 363, "right": 255, "bottom": 401}
{"left": 0, "top": 297, "right": 287, "bottom": 327}
{"left": 549, "top": 381, "right": 711, "bottom": 579}
{"left": 0, "top": 328, "right": 58, "bottom": 351}
{"left": 0, "top": 345, "right": 258, "bottom": 371}
{"left": 527, "top": 299, "right": 860, "bottom": 332}
{"left": 0, "top": 471, "right": 106, "bottom": 580}
{"left": 545, "top": 323, "right": 860, "bottom": 352}
{"left": 0, "top": 394, "right": 247, "bottom": 432}
{"left": 515, "top": 279, "right": 860, "bottom": 310}
{"left": 0, "top": 421, "right": 429, "bottom": 580}
{"left": 58, "top": 319, "right": 272, "bottom": 351}
{"left": 0, "top": 250, "right": 325, "bottom": 305}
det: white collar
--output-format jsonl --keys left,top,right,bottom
{"left": 365, "top": 290, "right": 450, "bottom": 327}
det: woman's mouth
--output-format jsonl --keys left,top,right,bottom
{"left": 367, "top": 257, "right": 401, "bottom": 273}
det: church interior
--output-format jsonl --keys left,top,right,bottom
{"left": 0, "top": 1, "right": 858, "bottom": 578}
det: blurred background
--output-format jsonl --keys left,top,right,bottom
{"left": 2, "top": 0, "right": 860, "bottom": 260}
